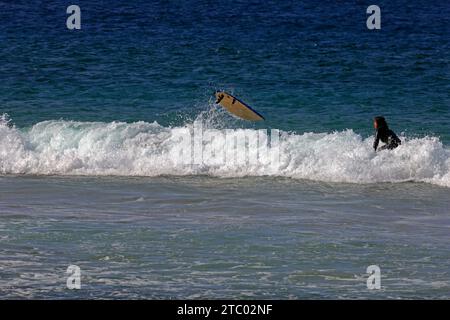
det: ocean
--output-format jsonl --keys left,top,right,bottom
{"left": 0, "top": 0, "right": 449, "bottom": 299}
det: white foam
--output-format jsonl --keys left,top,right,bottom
{"left": 1, "top": 114, "right": 449, "bottom": 187}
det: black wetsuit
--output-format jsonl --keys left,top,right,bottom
{"left": 373, "top": 126, "right": 401, "bottom": 151}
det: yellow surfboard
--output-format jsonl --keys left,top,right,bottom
{"left": 214, "top": 91, "right": 265, "bottom": 121}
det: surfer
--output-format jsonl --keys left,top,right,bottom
{"left": 373, "top": 116, "right": 401, "bottom": 151}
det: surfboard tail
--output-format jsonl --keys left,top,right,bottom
{"left": 214, "top": 91, "right": 265, "bottom": 121}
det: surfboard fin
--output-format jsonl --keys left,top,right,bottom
{"left": 215, "top": 94, "right": 224, "bottom": 104}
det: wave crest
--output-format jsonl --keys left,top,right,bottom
{"left": 1, "top": 115, "right": 449, "bottom": 187}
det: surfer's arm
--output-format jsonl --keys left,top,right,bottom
{"left": 373, "top": 132, "right": 380, "bottom": 151}
{"left": 393, "top": 132, "right": 401, "bottom": 145}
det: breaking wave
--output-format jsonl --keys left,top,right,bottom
{"left": 1, "top": 114, "right": 449, "bottom": 187}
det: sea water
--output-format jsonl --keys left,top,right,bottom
{"left": 0, "top": 0, "right": 449, "bottom": 299}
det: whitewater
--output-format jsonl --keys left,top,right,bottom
{"left": 1, "top": 114, "right": 449, "bottom": 188}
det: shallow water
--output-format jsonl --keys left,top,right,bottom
{"left": 0, "top": 176, "right": 449, "bottom": 299}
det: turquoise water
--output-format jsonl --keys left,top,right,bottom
{"left": 0, "top": 1, "right": 449, "bottom": 299}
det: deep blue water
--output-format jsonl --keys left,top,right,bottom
{"left": 1, "top": 0, "right": 449, "bottom": 141}
{"left": 1, "top": 1, "right": 450, "bottom": 299}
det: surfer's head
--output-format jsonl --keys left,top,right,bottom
{"left": 374, "top": 116, "right": 388, "bottom": 129}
